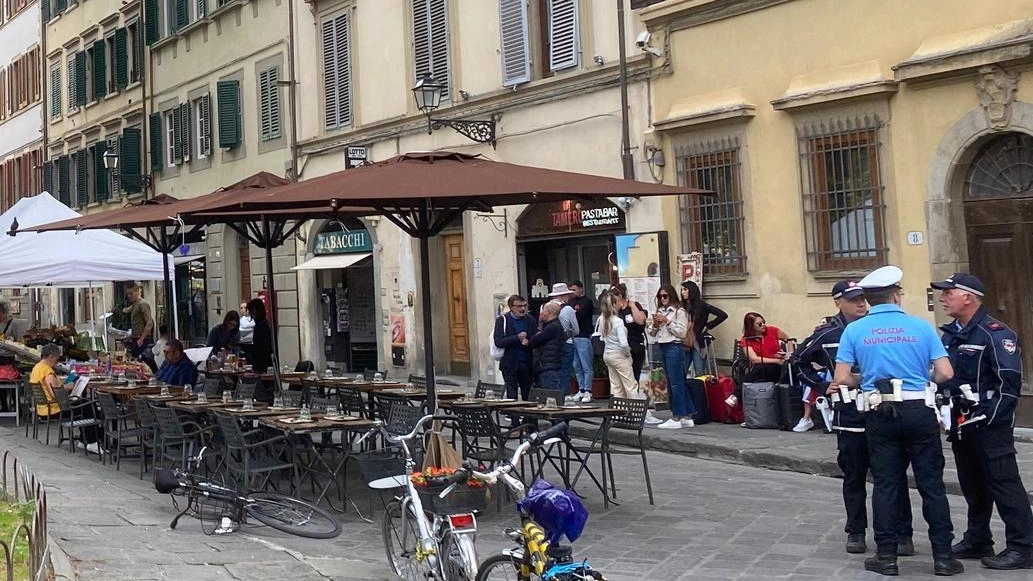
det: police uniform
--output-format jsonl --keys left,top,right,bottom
{"left": 933, "top": 273, "right": 1033, "bottom": 569}
{"left": 792, "top": 280, "right": 913, "bottom": 554}
{"left": 836, "top": 266, "right": 961, "bottom": 576}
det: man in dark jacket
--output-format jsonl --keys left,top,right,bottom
{"left": 493, "top": 295, "right": 535, "bottom": 400}
{"left": 531, "top": 302, "right": 566, "bottom": 389}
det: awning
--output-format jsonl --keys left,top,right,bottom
{"left": 291, "top": 253, "right": 371, "bottom": 271}
{"left": 174, "top": 254, "right": 206, "bottom": 265}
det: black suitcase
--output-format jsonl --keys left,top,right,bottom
{"left": 776, "top": 383, "right": 804, "bottom": 431}
{"left": 688, "top": 378, "right": 710, "bottom": 424}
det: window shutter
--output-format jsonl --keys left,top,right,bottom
{"left": 322, "top": 13, "right": 352, "bottom": 130}
{"left": 412, "top": 0, "right": 449, "bottom": 100}
{"left": 49, "top": 67, "right": 61, "bottom": 118}
{"left": 120, "top": 127, "right": 141, "bottom": 193}
{"left": 74, "top": 52, "right": 86, "bottom": 106}
{"left": 259, "top": 68, "right": 280, "bottom": 140}
{"left": 171, "top": 105, "right": 183, "bottom": 163}
{"left": 92, "top": 143, "right": 109, "bottom": 202}
{"left": 174, "top": 0, "right": 188, "bottom": 31}
{"left": 145, "top": 0, "right": 160, "bottom": 45}
{"left": 197, "top": 0, "right": 206, "bottom": 18}
{"left": 55, "top": 0, "right": 65, "bottom": 12}
{"left": 547, "top": 0, "right": 579, "bottom": 71}
{"left": 41, "top": 0, "right": 50, "bottom": 22}
{"left": 57, "top": 156, "right": 70, "bottom": 206}
{"left": 42, "top": 161, "right": 53, "bottom": 194}
{"left": 499, "top": 0, "right": 530, "bottom": 87}
{"left": 200, "top": 94, "right": 211, "bottom": 155}
{"left": 148, "top": 112, "right": 162, "bottom": 171}
{"left": 75, "top": 150, "right": 88, "bottom": 206}
{"left": 92, "top": 41, "right": 107, "bottom": 100}
{"left": 114, "top": 28, "right": 128, "bottom": 90}
{"left": 179, "top": 102, "right": 192, "bottom": 159}
{"left": 217, "top": 79, "right": 240, "bottom": 149}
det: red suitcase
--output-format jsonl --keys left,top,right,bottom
{"left": 705, "top": 375, "right": 744, "bottom": 424}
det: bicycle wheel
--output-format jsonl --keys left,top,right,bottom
{"left": 440, "top": 530, "right": 478, "bottom": 581}
{"left": 475, "top": 553, "right": 531, "bottom": 581}
{"left": 383, "top": 500, "right": 437, "bottom": 581}
{"left": 245, "top": 492, "right": 341, "bottom": 539}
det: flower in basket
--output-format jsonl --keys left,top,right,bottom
{"left": 410, "top": 467, "right": 486, "bottom": 488}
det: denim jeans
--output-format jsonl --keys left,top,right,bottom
{"left": 660, "top": 342, "right": 696, "bottom": 418}
{"left": 538, "top": 368, "right": 566, "bottom": 391}
{"left": 686, "top": 345, "right": 706, "bottom": 377}
{"left": 572, "top": 337, "right": 594, "bottom": 391}
{"left": 561, "top": 342, "right": 575, "bottom": 387}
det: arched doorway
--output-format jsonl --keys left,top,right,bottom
{"left": 963, "top": 132, "right": 1033, "bottom": 380}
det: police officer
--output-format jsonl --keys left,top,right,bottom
{"left": 792, "top": 280, "right": 913, "bottom": 556}
{"left": 833, "top": 266, "right": 962, "bottom": 576}
{"left": 932, "top": 273, "right": 1033, "bottom": 570}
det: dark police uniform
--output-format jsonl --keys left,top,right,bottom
{"left": 938, "top": 301, "right": 1033, "bottom": 565}
{"left": 793, "top": 312, "right": 913, "bottom": 550}
{"left": 837, "top": 266, "right": 957, "bottom": 574}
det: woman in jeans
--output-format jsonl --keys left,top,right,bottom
{"left": 594, "top": 293, "right": 636, "bottom": 399}
{"left": 680, "top": 280, "right": 727, "bottom": 376}
{"left": 647, "top": 284, "right": 696, "bottom": 429}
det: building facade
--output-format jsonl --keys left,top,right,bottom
{"left": 638, "top": 0, "right": 1033, "bottom": 385}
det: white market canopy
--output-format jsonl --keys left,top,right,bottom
{"left": 0, "top": 192, "right": 172, "bottom": 287}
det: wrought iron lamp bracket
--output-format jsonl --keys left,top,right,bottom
{"left": 428, "top": 114, "right": 499, "bottom": 148}
{"left": 475, "top": 208, "right": 508, "bottom": 237}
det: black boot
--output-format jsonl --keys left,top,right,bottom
{"left": 951, "top": 539, "right": 994, "bottom": 559}
{"left": 864, "top": 554, "right": 899, "bottom": 576}
{"left": 897, "top": 537, "right": 915, "bottom": 557}
{"left": 846, "top": 533, "right": 867, "bottom": 554}
{"left": 933, "top": 554, "right": 964, "bottom": 576}
{"left": 981, "top": 549, "right": 1033, "bottom": 570}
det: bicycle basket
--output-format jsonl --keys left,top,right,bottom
{"left": 416, "top": 483, "right": 488, "bottom": 514}
{"left": 355, "top": 449, "right": 406, "bottom": 482}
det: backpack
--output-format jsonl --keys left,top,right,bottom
{"left": 489, "top": 315, "right": 507, "bottom": 362}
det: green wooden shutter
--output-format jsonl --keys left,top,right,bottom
{"left": 120, "top": 127, "right": 142, "bottom": 193}
{"left": 258, "top": 68, "right": 280, "bottom": 141}
{"left": 171, "top": 106, "right": 182, "bottom": 163}
{"left": 114, "top": 28, "right": 128, "bottom": 90}
{"left": 74, "top": 52, "right": 86, "bottom": 106}
{"left": 92, "top": 143, "right": 109, "bottom": 202}
{"left": 148, "top": 113, "right": 162, "bottom": 171}
{"left": 41, "top": 0, "right": 51, "bottom": 22}
{"left": 197, "top": 0, "right": 206, "bottom": 18}
{"left": 75, "top": 150, "right": 88, "bottom": 206}
{"left": 42, "top": 162, "right": 54, "bottom": 195}
{"left": 217, "top": 80, "right": 240, "bottom": 149}
{"left": 200, "top": 94, "right": 212, "bottom": 155}
{"left": 55, "top": 0, "right": 66, "bottom": 13}
{"left": 92, "top": 41, "right": 107, "bottom": 100}
{"left": 57, "top": 157, "right": 70, "bottom": 206}
{"left": 174, "top": 0, "right": 188, "bottom": 31}
{"left": 145, "top": 0, "right": 160, "bottom": 45}
{"left": 49, "top": 66, "right": 61, "bottom": 118}
{"left": 179, "top": 102, "right": 192, "bottom": 160}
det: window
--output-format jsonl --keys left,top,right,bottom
{"left": 88, "top": 41, "right": 107, "bottom": 102}
{"left": 542, "top": 0, "right": 579, "bottom": 73}
{"left": 148, "top": 113, "right": 162, "bottom": 171}
{"left": 164, "top": 109, "right": 177, "bottom": 167}
{"left": 216, "top": 79, "right": 241, "bottom": 148}
{"left": 321, "top": 11, "right": 352, "bottom": 131}
{"left": 126, "top": 21, "right": 142, "bottom": 83}
{"left": 0, "top": 148, "right": 41, "bottom": 213}
{"left": 120, "top": 127, "right": 143, "bottom": 194}
{"left": 498, "top": 0, "right": 579, "bottom": 87}
{"left": 1, "top": 47, "right": 42, "bottom": 116}
{"left": 67, "top": 54, "right": 76, "bottom": 112}
{"left": 0, "top": 69, "right": 6, "bottom": 121}
{"left": 798, "top": 116, "right": 887, "bottom": 272}
{"left": 412, "top": 0, "right": 450, "bottom": 100}
{"left": 193, "top": 94, "right": 211, "bottom": 158}
{"left": 49, "top": 62, "right": 61, "bottom": 119}
{"left": 677, "top": 139, "right": 748, "bottom": 277}
{"left": 258, "top": 67, "right": 281, "bottom": 141}
{"left": 104, "top": 34, "right": 116, "bottom": 94}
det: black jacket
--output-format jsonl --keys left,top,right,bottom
{"left": 493, "top": 313, "right": 534, "bottom": 372}
{"left": 939, "top": 305, "right": 1022, "bottom": 431}
{"left": 569, "top": 296, "right": 594, "bottom": 338}
{"left": 249, "top": 321, "right": 273, "bottom": 373}
{"left": 792, "top": 313, "right": 864, "bottom": 432}
{"left": 531, "top": 319, "right": 566, "bottom": 372}
{"left": 686, "top": 301, "right": 728, "bottom": 348}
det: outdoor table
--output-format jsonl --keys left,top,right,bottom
{"left": 500, "top": 404, "right": 619, "bottom": 508}
{"left": 375, "top": 388, "right": 466, "bottom": 403}
{"left": 216, "top": 405, "right": 300, "bottom": 419}
{"left": 258, "top": 414, "right": 376, "bottom": 513}
{"left": 166, "top": 399, "right": 239, "bottom": 413}
{"left": 138, "top": 393, "right": 195, "bottom": 404}
{"left": 93, "top": 384, "right": 163, "bottom": 400}
{"left": 440, "top": 398, "right": 526, "bottom": 409}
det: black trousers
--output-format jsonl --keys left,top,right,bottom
{"left": 837, "top": 430, "right": 913, "bottom": 537}
{"left": 502, "top": 365, "right": 533, "bottom": 401}
{"left": 866, "top": 401, "right": 953, "bottom": 556}
{"left": 952, "top": 423, "right": 1033, "bottom": 552}
{"left": 630, "top": 344, "right": 646, "bottom": 383}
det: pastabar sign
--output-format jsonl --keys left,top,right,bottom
{"left": 518, "top": 199, "right": 626, "bottom": 239}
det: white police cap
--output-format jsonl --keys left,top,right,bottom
{"left": 858, "top": 265, "right": 903, "bottom": 291}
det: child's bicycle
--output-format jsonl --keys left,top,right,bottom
{"left": 440, "top": 423, "right": 607, "bottom": 581}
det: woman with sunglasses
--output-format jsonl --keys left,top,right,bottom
{"left": 739, "top": 312, "right": 793, "bottom": 383}
{"left": 647, "top": 284, "right": 697, "bottom": 429}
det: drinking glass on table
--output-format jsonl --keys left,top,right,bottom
{"left": 183, "top": 384, "right": 192, "bottom": 396}
{"left": 545, "top": 397, "right": 558, "bottom": 409}
{"left": 160, "top": 385, "right": 170, "bottom": 397}
{"left": 373, "top": 372, "right": 384, "bottom": 383}
{"left": 243, "top": 398, "right": 254, "bottom": 411}
{"left": 222, "top": 390, "right": 232, "bottom": 404}
{"left": 197, "top": 392, "right": 208, "bottom": 404}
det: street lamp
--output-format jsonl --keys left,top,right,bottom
{"left": 102, "top": 147, "right": 119, "bottom": 171}
{"left": 411, "top": 73, "right": 498, "bottom": 148}
{"left": 105, "top": 145, "right": 150, "bottom": 194}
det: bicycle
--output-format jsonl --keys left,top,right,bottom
{"left": 370, "top": 414, "right": 488, "bottom": 581}
{"left": 443, "top": 423, "right": 607, "bottom": 581}
{"left": 153, "top": 446, "right": 345, "bottom": 539}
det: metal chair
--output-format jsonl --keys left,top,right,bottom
{"left": 407, "top": 374, "right": 427, "bottom": 390}
{"left": 528, "top": 388, "right": 565, "bottom": 405}
{"left": 28, "top": 383, "right": 58, "bottom": 444}
{"left": 151, "top": 405, "right": 211, "bottom": 472}
{"left": 212, "top": 412, "right": 294, "bottom": 493}
{"left": 203, "top": 377, "right": 224, "bottom": 398}
{"left": 373, "top": 391, "right": 413, "bottom": 423}
{"left": 52, "top": 389, "right": 101, "bottom": 455}
{"left": 449, "top": 405, "right": 525, "bottom": 468}
{"left": 233, "top": 378, "right": 257, "bottom": 402}
{"left": 475, "top": 381, "right": 506, "bottom": 399}
{"left": 363, "top": 369, "right": 388, "bottom": 381}
{"left": 131, "top": 396, "right": 158, "bottom": 480}
{"left": 306, "top": 395, "right": 339, "bottom": 413}
{"left": 604, "top": 398, "right": 653, "bottom": 505}
{"left": 336, "top": 387, "right": 367, "bottom": 417}
{"left": 96, "top": 392, "right": 147, "bottom": 471}
{"left": 278, "top": 390, "right": 303, "bottom": 408}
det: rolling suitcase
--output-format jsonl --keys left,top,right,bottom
{"left": 743, "top": 382, "right": 780, "bottom": 429}
{"left": 705, "top": 375, "right": 743, "bottom": 424}
{"left": 776, "top": 383, "right": 805, "bottom": 431}
{"left": 688, "top": 378, "right": 710, "bottom": 424}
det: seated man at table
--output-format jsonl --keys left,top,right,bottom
{"left": 156, "top": 339, "right": 199, "bottom": 388}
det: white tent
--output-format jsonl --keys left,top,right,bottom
{"left": 0, "top": 192, "right": 173, "bottom": 287}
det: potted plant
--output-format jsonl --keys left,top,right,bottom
{"left": 591, "top": 357, "right": 610, "bottom": 399}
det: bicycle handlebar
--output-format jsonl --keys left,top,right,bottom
{"left": 387, "top": 414, "right": 454, "bottom": 444}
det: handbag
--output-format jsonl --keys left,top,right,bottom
{"left": 642, "top": 365, "right": 669, "bottom": 403}
{"left": 682, "top": 322, "right": 696, "bottom": 349}
{"left": 489, "top": 316, "right": 506, "bottom": 362}
{"left": 591, "top": 335, "right": 604, "bottom": 358}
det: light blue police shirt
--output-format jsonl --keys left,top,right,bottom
{"left": 836, "top": 304, "right": 948, "bottom": 392}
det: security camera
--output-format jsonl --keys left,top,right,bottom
{"left": 635, "top": 31, "right": 650, "bottom": 48}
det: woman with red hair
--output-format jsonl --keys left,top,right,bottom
{"left": 739, "top": 312, "right": 793, "bottom": 383}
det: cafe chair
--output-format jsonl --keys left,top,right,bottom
{"left": 203, "top": 377, "right": 224, "bottom": 398}
{"left": 151, "top": 405, "right": 212, "bottom": 472}
{"left": 52, "top": 389, "right": 101, "bottom": 456}
{"left": 528, "top": 388, "right": 565, "bottom": 405}
{"left": 96, "top": 392, "right": 147, "bottom": 472}
{"left": 306, "top": 395, "right": 339, "bottom": 414}
{"left": 213, "top": 412, "right": 294, "bottom": 494}
{"left": 233, "top": 379, "right": 257, "bottom": 402}
{"left": 474, "top": 381, "right": 506, "bottom": 400}
{"left": 278, "top": 390, "right": 303, "bottom": 408}
{"left": 294, "top": 360, "right": 315, "bottom": 373}
{"left": 406, "top": 374, "right": 427, "bottom": 390}
{"left": 336, "top": 387, "right": 367, "bottom": 418}
{"left": 604, "top": 397, "right": 653, "bottom": 505}
{"left": 131, "top": 396, "right": 158, "bottom": 480}
{"left": 363, "top": 369, "right": 388, "bottom": 382}
{"left": 28, "top": 383, "right": 57, "bottom": 444}
{"left": 373, "top": 392, "right": 413, "bottom": 425}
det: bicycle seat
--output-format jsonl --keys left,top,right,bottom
{"left": 547, "top": 545, "right": 572, "bottom": 562}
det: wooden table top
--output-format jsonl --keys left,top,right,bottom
{"left": 138, "top": 393, "right": 195, "bottom": 403}
{"left": 375, "top": 388, "right": 467, "bottom": 401}
{"left": 283, "top": 377, "right": 407, "bottom": 392}
{"left": 167, "top": 400, "right": 239, "bottom": 412}
{"left": 93, "top": 385, "right": 163, "bottom": 396}
{"left": 499, "top": 405, "right": 619, "bottom": 419}
{"left": 215, "top": 405, "right": 301, "bottom": 418}
{"left": 258, "top": 414, "right": 375, "bottom": 433}
{"left": 440, "top": 398, "right": 527, "bottom": 409}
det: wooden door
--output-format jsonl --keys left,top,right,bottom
{"left": 443, "top": 234, "right": 470, "bottom": 371}
{"left": 239, "top": 246, "right": 252, "bottom": 300}
{"left": 965, "top": 201, "right": 1033, "bottom": 382}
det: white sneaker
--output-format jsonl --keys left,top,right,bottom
{"left": 657, "top": 419, "right": 683, "bottom": 430}
{"left": 85, "top": 442, "right": 102, "bottom": 455}
{"left": 564, "top": 395, "right": 579, "bottom": 403}
{"left": 644, "top": 411, "right": 664, "bottom": 425}
{"left": 579, "top": 392, "right": 592, "bottom": 403}
{"left": 680, "top": 418, "right": 695, "bottom": 428}
{"left": 792, "top": 418, "right": 814, "bottom": 433}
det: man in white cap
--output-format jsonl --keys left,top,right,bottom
{"left": 545, "top": 283, "right": 579, "bottom": 391}
{"left": 832, "top": 266, "right": 962, "bottom": 576}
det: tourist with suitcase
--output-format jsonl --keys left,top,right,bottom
{"left": 647, "top": 284, "right": 696, "bottom": 429}
{"left": 680, "top": 280, "right": 727, "bottom": 377}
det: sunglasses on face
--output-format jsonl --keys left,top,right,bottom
{"left": 658, "top": 294, "right": 669, "bottom": 299}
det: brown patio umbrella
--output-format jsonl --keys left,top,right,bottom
{"left": 189, "top": 151, "right": 710, "bottom": 410}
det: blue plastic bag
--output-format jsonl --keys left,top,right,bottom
{"left": 516, "top": 479, "right": 588, "bottom": 544}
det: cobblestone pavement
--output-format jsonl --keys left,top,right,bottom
{"left": 0, "top": 423, "right": 1021, "bottom": 581}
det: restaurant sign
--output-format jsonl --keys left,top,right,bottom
{"left": 517, "top": 199, "right": 625, "bottom": 239}
{"left": 314, "top": 229, "right": 372, "bottom": 255}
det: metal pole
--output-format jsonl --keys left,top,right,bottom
{"left": 617, "top": 0, "right": 635, "bottom": 180}
{"left": 261, "top": 215, "right": 280, "bottom": 366}
{"left": 418, "top": 202, "right": 436, "bottom": 411}
{"left": 159, "top": 229, "right": 175, "bottom": 338}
